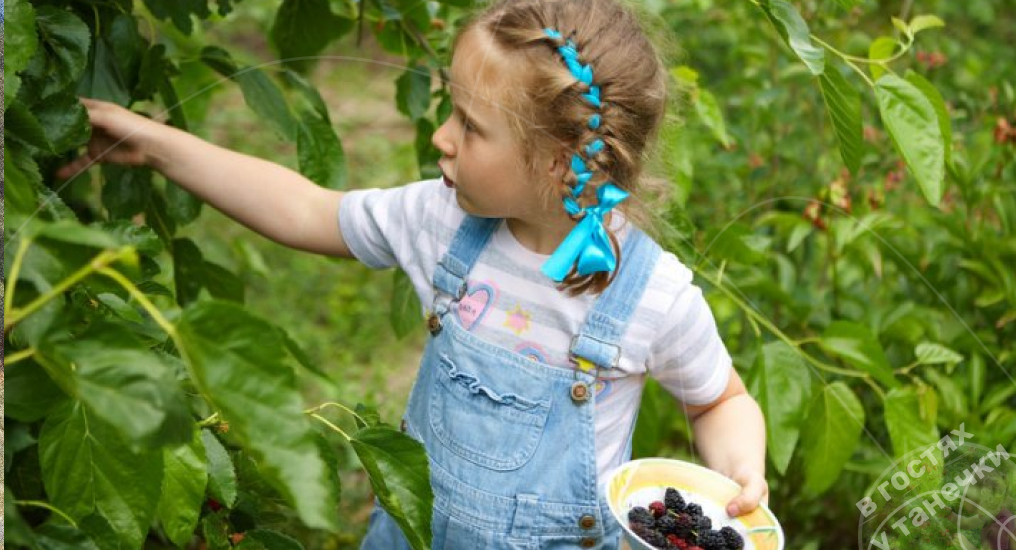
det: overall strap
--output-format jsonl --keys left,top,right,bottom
{"left": 570, "top": 228, "right": 662, "bottom": 369}
{"left": 433, "top": 215, "right": 500, "bottom": 300}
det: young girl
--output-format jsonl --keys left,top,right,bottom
{"left": 58, "top": 0, "right": 767, "bottom": 547}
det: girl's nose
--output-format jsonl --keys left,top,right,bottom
{"left": 432, "top": 117, "right": 456, "bottom": 158}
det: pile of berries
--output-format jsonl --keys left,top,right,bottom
{"left": 626, "top": 488, "right": 745, "bottom": 550}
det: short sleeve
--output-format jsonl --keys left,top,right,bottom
{"left": 647, "top": 264, "right": 732, "bottom": 406}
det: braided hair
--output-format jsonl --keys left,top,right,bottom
{"left": 458, "top": 0, "right": 668, "bottom": 295}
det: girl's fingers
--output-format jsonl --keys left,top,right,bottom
{"left": 726, "top": 473, "right": 769, "bottom": 517}
{"left": 57, "top": 154, "right": 96, "bottom": 180}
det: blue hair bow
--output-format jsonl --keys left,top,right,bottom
{"left": 541, "top": 183, "right": 629, "bottom": 281}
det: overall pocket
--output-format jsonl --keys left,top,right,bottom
{"left": 429, "top": 354, "right": 552, "bottom": 470}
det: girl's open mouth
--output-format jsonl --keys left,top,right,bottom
{"left": 442, "top": 174, "right": 456, "bottom": 188}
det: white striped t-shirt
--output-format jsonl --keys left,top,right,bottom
{"left": 338, "top": 178, "right": 732, "bottom": 478}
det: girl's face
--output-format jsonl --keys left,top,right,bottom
{"left": 433, "top": 30, "right": 557, "bottom": 220}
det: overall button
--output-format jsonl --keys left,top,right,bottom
{"left": 426, "top": 313, "right": 442, "bottom": 335}
{"left": 399, "top": 419, "right": 407, "bottom": 433}
{"left": 578, "top": 514, "right": 596, "bottom": 529}
{"left": 570, "top": 382, "right": 590, "bottom": 403}
{"left": 579, "top": 537, "right": 597, "bottom": 548}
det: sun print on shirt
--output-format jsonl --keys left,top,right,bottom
{"left": 503, "top": 303, "right": 532, "bottom": 335}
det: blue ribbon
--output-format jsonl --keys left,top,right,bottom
{"left": 541, "top": 183, "right": 629, "bottom": 281}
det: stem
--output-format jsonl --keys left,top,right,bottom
{"left": 809, "top": 34, "right": 877, "bottom": 87}
{"left": 4, "top": 248, "right": 131, "bottom": 333}
{"left": 5, "top": 348, "right": 36, "bottom": 365}
{"left": 15, "top": 500, "right": 79, "bottom": 528}
{"left": 4, "top": 237, "right": 33, "bottom": 320}
{"left": 305, "top": 401, "right": 368, "bottom": 426}
{"left": 198, "top": 412, "right": 221, "bottom": 427}
{"left": 862, "top": 376, "right": 887, "bottom": 401}
{"left": 699, "top": 269, "right": 871, "bottom": 379}
{"left": 97, "top": 267, "right": 178, "bottom": 342}
{"left": 400, "top": 21, "right": 450, "bottom": 84}
{"left": 310, "top": 413, "right": 352, "bottom": 441}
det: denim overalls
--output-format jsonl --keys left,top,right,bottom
{"left": 361, "top": 215, "right": 661, "bottom": 550}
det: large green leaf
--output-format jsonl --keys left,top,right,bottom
{"left": 102, "top": 164, "right": 154, "bottom": 219}
{"left": 5, "top": 145, "right": 43, "bottom": 225}
{"left": 77, "top": 37, "right": 132, "bottom": 106}
{"left": 818, "top": 65, "right": 863, "bottom": 175}
{"left": 820, "top": 321, "right": 899, "bottom": 388}
{"left": 5, "top": 0, "right": 39, "bottom": 104}
{"left": 351, "top": 426, "right": 433, "bottom": 550}
{"left": 34, "top": 93, "right": 91, "bottom": 153}
{"left": 758, "top": 0, "right": 825, "bottom": 75}
{"left": 157, "top": 432, "right": 209, "bottom": 547}
{"left": 884, "top": 387, "right": 941, "bottom": 459}
{"left": 395, "top": 66, "right": 432, "bottom": 121}
{"left": 285, "top": 71, "right": 348, "bottom": 189}
{"left": 142, "top": 0, "right": 211, "bottom": 35}
{"left": 177, "top": 301, "right": 340, "bottom": 531}
{"left": 3, "top": 360, "right": 69, "bottom": 422}
{"left": 38, "top": 324, "right": 193, "bottom": 447}
{"left": 5, "top": 102, "right": 52, "bottom": 152}
{"left": 21, "top": 6, "right": 91, "bottom": 102}
{"left": 875, "top": 74, "right": 945, "bottom": 207}
{"left": 905, "top": 70, "right": 953, "bottom": 165}
{"left": 172, "top": 238, "right": 244, "bottom": 305}
{"left": 799, "top": 382, "right": 865, "bottom": 495}
{"left": 202, "top": 430, "right": 239, "bottom": 508}
{"left": 415, "top": 118, "right": 442, "bottom": 180}
{"left": 747, "top": 341, "right": 812, "bottom": 475}
{"left": 39, "top": 402, "right": 165, "bottom": 549}
{"left": 202, "top": 46, "right": 297, "bottom": 140}
{"left": 271, "top": 0, "right": 354, "bottom": 73}
{"left": 914, "top": 342, "right": 963, "bottom": 366}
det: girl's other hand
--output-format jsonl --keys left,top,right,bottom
{"left": 725, "top": 466, "right": 769, "bottom": 517}
{"left": 56, "top": 97, "right": 164, "bottom": 180}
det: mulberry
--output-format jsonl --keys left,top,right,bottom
{"left": 696, "top": 530, "right": 726, "bottom": 550}
{"left": 649, "top": 500, "right": 667, "bottom": 518}
{"left": 665, "top": 488, "right": 687, "bottom": 513}
{"left": 686, "top": 503, "right": 703, "bottom": 517}
{"left": 629, "top": 506, "right": 655, "bottom": 528}
{"left": 720, "top": 526, "right": 744, "bottom": 550}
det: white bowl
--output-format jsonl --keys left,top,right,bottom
{"left": 604, "top": 458, "right": 785, "bottom": 550}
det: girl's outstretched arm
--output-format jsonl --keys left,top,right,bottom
{"left": 57, "top": 98, "right": 353, "bottom": 258}
{"left": 684, "top": 368, "right": 769, "bottom": 518}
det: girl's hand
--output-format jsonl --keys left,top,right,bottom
{"left": 725, "top": 466, "right": 769, "bottom": 517}
{"left": 56, "top": 98, "right": 165, "bottom": 179}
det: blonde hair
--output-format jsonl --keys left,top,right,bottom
{"left": 456, "top": 0, "right": 670, "bottom": 295}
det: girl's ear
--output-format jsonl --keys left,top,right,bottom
{"left": 546, "top": 150, "right": 569, "bottom": 183}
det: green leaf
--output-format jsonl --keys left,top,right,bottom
{"left": 177, "top": 301, "right": 340, "bottom": 531}
{"left": 271, "top": 0, "right": 354, "bottom": 73}
{"left": 108, "top": 13, "right": 145, "bottom": 91}
{"left": 905, "top": 70, "right": 952, "bottom": 165}
{"left": 415, "top": 118, "right": 442, "bottom": 180}
{"left": 758, "top": 0, "right": 825, "bottom": 75}
{"left": 396, "top": 66, "right": 432, "bottom": 121}
{"left": 202, "top": 46, "right": 297, "bottom": 140}
{"left": 800, "top": 382, "right": 865, "bottom": 495}
{"left": 909, "top": 14, "right": 945, "bottom": 35}
{"left": 39, "top": 402, "right": 165, "bottom": 549}
{"left": 884, "top": 387, "right": 941, "bottom": 459}
{"left": 102, "top": 164, "right": 155, "bottom": 219}
{"left": 351, "top": 426, "right": 433, "bottom": 550}
{"left": 5, "top": 489, "right": 38, "bottom": 547}
{"left": 34, "top": 94, "right": 91, "bottom": 153}
{"left": 235, "top": 529, "right": 307, "bottom": 550}
{"left": 914, "top": 342, "right": 963, "bottom": 365}
{"left": 5, "top": 0, "right": 39, "bottom": 104}
{"left": 4, "top": 360, "right": 69, "bottom": 422}
{"left": 142, "top": 0, "right": 212, "bottom": 35}
{"left": 23, "top": 6, "right": 92, "bottom": 102}
{"left": 922, "top": 370, "right": 967, "bottom": 419}
{"left": 286, "top": 77, "right": 348, "bottom": 189}
{"left": 173, "top": 238, "right": 244, "bottom": 305}
{"left": 868, "top": 37, "right": 897, "bottom": 80}
{"left": 694, "top": 88, "right": 733, "bottom": 148}
{"left": 77, "top": 37, "right": 132, "bottom": 106}
{"left": 4, "top": 102, "right": 52, "bottom": 152}
{"left": 38, "top": 323, "right": 193, "bottom": 447}
{"left": 747, "top": 341, "right": 813, "bottom": 475}
{"left": 820, "top": 321, "right": 899, "bottom": 388}
{"left": 166, "top": 181, "right": 205, "bottom": 225}
{"left": 157, "top": 432, "right": 208, "bottom": 546}
{"left": 969, "top": 354, "right": 985, "bottom": 408}
{"left": 818, "top": 65, "right": 864, "bottom": 175}
{"left": 203, "top": 511, "right": 232, "bottom": 550}
{"left": 391, "top": 269, "right": 421, "bottom": 339}
{"left": 202, "top": 430, "right": 239, "bottom": 508}
{"left": 284, "top": 71, "right": 349, "bottom": 189}
{"left": 891, "top": 17, "right": 911, "bottom": 39}
{"left": 875, "top": 73, "right": 945, "bottom": 206}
